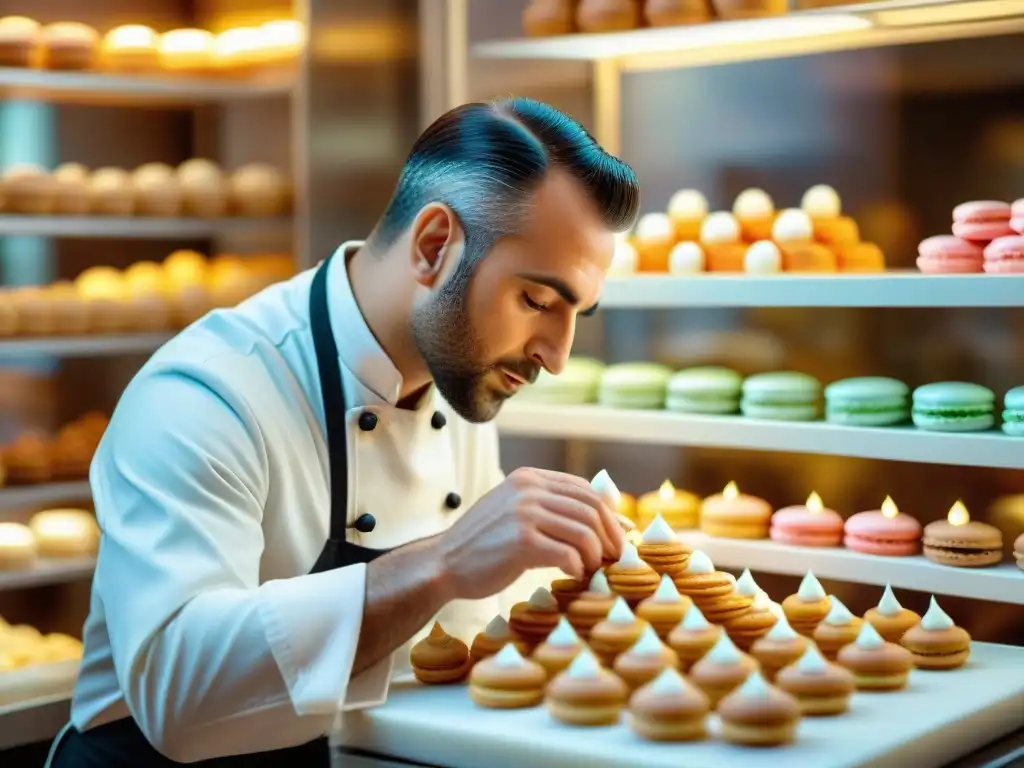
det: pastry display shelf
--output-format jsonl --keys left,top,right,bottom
{"left": 0, "top": 215, "right": 292, "bottom": 240}
{"left": 0, "top": 482, "right": 92, "bottom": 511}
{"left": 0, "top": 558, "right": 95, "bottom": 592}
{"left": 0, "top": 694, "right": 71, "bottom": 751}
{"left": 596, "top": 272, "right": 1024, "bottom": 309}
{"left": 346, "top": 642, "right": 1024, "bottom": 768}
{"left": 473, "top": 0, "right": 1024, "bottom": 73}
{"left": 0, "top": 67, "right": 293, "bottom": 106}
{"left": 0, "top": 333, "right": 171, "bottom": 360}
{"left": 675, "top": 531, "right": 1024, "bottom": 605}
{"left": 496, "top": 404, "right": 1024, "bottom": 470}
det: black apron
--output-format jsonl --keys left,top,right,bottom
{"left": 51, "top": 253, "right": 395, "bottom": 767}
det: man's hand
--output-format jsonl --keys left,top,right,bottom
{"left": 434, "top": 467, "right": 624, "bottom": 601}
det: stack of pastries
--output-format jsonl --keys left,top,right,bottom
{"left": 610, "top": 184, "right": 885, "bottom": 276}
{"left": 0, "top": 509, "right": 100, "bottom": 571}
{"left": 0, "top": 250, "right": 294, "bottom": 338}
{"left": 408, "top": 472, "right": 975, "bottom": 746}
{"left": 0, "top": 159, "right": 291, "bottom": 218}
{"left": 0, "top": 617, "right": 83, "bottom": 675}
{"left": 0, "top": 412, "right": 108, "bottom": 486}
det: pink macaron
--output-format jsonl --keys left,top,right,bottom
{"left": 770, "top": 505, "right": 844, "bottom": 547}
{"left": 951, "top": 200, "right": 1014, "bottom": 243}
{"left": 1011, "top": 199, "right": 1024, "bottom": 235}
{"left": 844, "top": 509, "right": 922, "bottom": 556}
{"left": 983, "top": 235, "right": 1024, "bottom": 274}
{"left": 916, "top": 235, "right": 984, "bottom": 274}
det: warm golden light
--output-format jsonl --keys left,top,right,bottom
{"left": 947, "top": 500, "right": 970, "bottom": 527}
{"left": 723, "top": 481, "right": 739, "bottom": 501}
{"left": 160, "top": 29, "right": 215, "bottom": 55}
{"left": 106, "top": 24, "right": 158, "bottom": 49}
{"left": 659, "top": 480, "right": 675, "bottom": 500}
{"left": 258, "top": 20, "right": 304, "bottom": 60}
{"left": 881, "top": 496, "right": 899, "bottom": 519}
{"left": 806, "top": 491, "right": 823, "bottom": 514}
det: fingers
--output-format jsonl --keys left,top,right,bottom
{"left": 537, "top": 490, "right": 617, "bottom": 560}
{"left": 522, "top": 528, "right": 585, "bottom": 580}
{"left": 532, "top": 471, "right": 623, "bottom": 559}
{"left": 529, "top": 503, "right": 604, "bottom": 575}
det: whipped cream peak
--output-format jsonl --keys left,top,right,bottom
{"left": 705, "top": 632, "right": 743, "bottom": 665}
{"left": 744, "top": 240, "right": 782, "bottom": 274}
{"left": 764, "top": 615, "right": 798, "bottom": 642}
{"left": 652, "top": 573, "right": 681, "bottom": 603}
{"left": 921, "top": 596, "right": 955, "bottom": 631}
{"left": 855, "top": 621, "right": 886, "bottom": 650}
{"left": 734, "top": 669, "right": 772, "bottom": 700}
{"left": 606, "top": 596, "right": 636, "bottom": 625}
{"left": 483, "top": 615, "right": 510, "bottom": 639}
{"left": 751, "top": 590, "right": 773, "bottom": 612}
{"left": 797, "top": 571, "right": 827, "bottom": 602}
{"left": 528, "top": 587, "right": 558, "bottom": 612}
{"left": 566, "top": 648, "right": 603, "bottom": 679}
{"left": 546, "top": 616, "right": 580, "bottom": 647}
{"left": 823, "top": 596, "right": 854, "bottom": 626}
{"left": 491, "top": 643, "right": 526, "bottom": 668}
{"left": 801, "top": 184, "right": 842, "bottom": 218}
{"left": 700, "top": 211, "right": 741, "bottom": 244}
{"left": 669, "top": 241, "right": 705, "bottom": 274}
{"left": 635, "top": 212, "right": 675, "bottom": 241}
{"left": 685, "top": 550, "right": 715, "bottom": 574}
{"left": 615, "top": 541, "right": 646, "bottom": 570}
{"left": 679, "top": 605, "right": 710, "bottom": 631}
{"left": 733, "top": 188, "right": 775, "bottom": 218}
{"left": 795, "top": 644, "right": 828, "bottom": 674}
{"left": 590, "top": 469, "right": 622, "bottom": 508}
{"left": 668, "top": 188, "right": 708, "bottom": 220}
{"left": 641, "top": 513, "right": 677, "bottom": 545}
{"left": 630, "top": 625, "right": 664, "bottom": 657}
{"left": 648, "top": 667, "right": 688, "bottom": 696}
{"left": 735, "top": 568, "right": 760, "bottom": 597}
{"left": 877, "top": 583, "right": 903, "bottom": 617}
{"left": 588, "top": 570, "right": 611, "bottom": 595}
{"left": 772, "top": 208, "right": 814, "bottom": 242}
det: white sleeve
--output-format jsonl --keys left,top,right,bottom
{"left": 90, "top": 366, "right": 388, "bottom": 763}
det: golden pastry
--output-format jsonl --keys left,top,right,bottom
{"left": 532, "top": 616, "right": 584, "bottom": 678}
{"left": 550, "top": 576, "right": 586, "bottom": 612}
{"left": 50, "top": 422, "right": 95, "bottom": 480}
{"left": 75, "top": 266, "right": 133, "bottom": 333}
{"left": 410, "top": 622, "right": 471, "bottom": 684}
{"left": 631, "top": 213, "right": 676, "bottom": 273}
{"left": 637, "top": 514, "right": 690, "bottom": 575}
{"left": 0, "top": 290, "right": 17, "bottom": 336}
{"left": 212, "top": 28, "right": 262, "bottom": 73}
{"left": 255, "top": 20, "right": 304, "bottom": 66}
{"left": 39, "top": 22, "right": 98, "bottom": 70}
{"left": 567, "top": 570, "right": 616, "bottom": 639}
{"left": 88, "top": 167, "right": 134, "bottom": 216}
{"left": 899, "top": 596, "right": 972, "bottom": 671}
{"left": 132, "top": 163, "right": 183, "bottom": 217}
{"left": 712, "top": 0, "right": 787, "bottom": 19}
{"left": 750, "top": 615, "right": 808, "bottom": 681}
{"left": 52, "top": 163, "right": 91, "bottom": 215}
{"left": 29, "top": 509, "right": 100, "bottom": 558}
{"left": 776, "top": 644, "right": 856, "bottom": 716}
{"left": 0, "top": 523, "right": 37, "bottom": 570}
{"left": 812, "top": 596, "right": 863, "bottom": 659}
{"left": 605, "top": 541, "right": 660, "bottom": 604}
{"left": 0, "top": 16, "right": 40, "bottom": 68}
{"left": 509, "top": 587, "right": 561, "bottom": 647}
{"left": 628, "top": 667, "right": 710, "bottom": 742}
{"left": 863, "top": 583, "right": 920, "bottom": 644}
{"left": 718, "top": 671, "right": 801, "bottom": 746}
{"left": 101, "top": 25, "right": 159, "bottom": 72}
{"left": 3, "top": 164, "right": 56, "bottom": 214}
{"left": 178, "top": 159, "right": 228, "bottom": 218}
{"left": 469, "top": 615, "right": 530, "bottom": 663}
{"left": 733, "top": 188, "right": 776, "bottom": 242}
{"left": 723, "top": 588, "right": 778, "bottom": 651}
{"left": 3, "top": 431, "right": 52, "bottom": 484}
{"left": 576, "top": 0, "right": 642, "bottom": 32}
{"left": 636, "top": 574, "right": 692, "bottom": 639}
{"left": 47, "top": 282, "right": 90, "bottom": 335}
{"left": 667, "top": 605, "right": 721, "bottom": 673}
{"left": 700, "top": 212, "right": 747, "bottom": 272}
{"left": 688, "top": 633, "right": 759, "bottom": 708}
{"left": 523, "top": 0, "right": 577, "bottom": 36}
{"left": 836, "top": 623, "right": 913, "bottom": 691}
{"left": 589, "top": 596, "right": 648, "bottom": 667}
{"left": 645, "top": 0, "right": 713, "bottom": 25}
{"left": 228, "top": 163, "right": 289, "bottom": 217}
{"left": 613, "top": 625, "right": 679, "bottom": 691}
{"left": 672, "top": 550, "right": 734, "bottom": 603}
{"left": 667, "top": 189, "right": 708, "bottom": 242}
{"left": 469, "top": 643, "right": 546, "bottom": 709}
{"left": 158, "top": 28, "right": 215, "bottom": 73}
{"left": 545, "top": 648, "right": 629, "bottom": 726}
{"left": 782, "top": 571, "right": 832, "bottom": 637}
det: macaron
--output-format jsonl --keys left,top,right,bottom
{"left": 912, "top": 382, "right": 996, "bottom": 432}
{"left": 899, "top": 596, "right": 971, "bottom": 670}
{"left": 781, "top": 571, "right": 831, "bottom": 637}
{"left": 689, "top": 633, "right": 759, "bottom": 707}
{"left": 666, "top": 605, "right": 721, "bottom": 673}
{"left": 770, "top": 493, "right": 844, "bottom": 548}
{"left": 613, "top": 624, "right": 680, "bottom": 691}
{"left": 468, "top": 643, "right": 547, "bottom": 708}
{"left": 844, "top": 498, "right": 922, "bottom": 556}
{"left": 983, "top": 235, "right": 1024, "bottom": 274}
{"left": 700, "top": 482, "right": 773, "bottom": 539}
{"left": 628, "top": 668, "right": 711, "bottom": 742}
{"left": 665, "top": 366, "right": 742, "bottom": 415}
{"left": 598, "top": 362, "right": 673, "bottom": 410}
{"left": 916, "top": 235, "right": 984, "bottom": 274}
{"left": 546, "top": 648, "right": 629, "bottom": 726}
{"left": 863, "top": 583, "right": 921, "bottom": 643}
{"left": 825, "top": 376, "right": 910, "bottom": 427}
{"left": 741, "top": 371, "right": 821, "bottom": 421}
{"left": 605, "top": 542, "right": 661, "bottom": 604}
{"left": 750, "top": 615, "right": 809, "bottom": 681}
{"left": 533, "top": 617, "right": 585, "bottom": 678}
{"left": 470, "top": 615, "right": 531, "bottom": 663}
{"left": 836, "top": 622, "right": 914, "bottom": 691}
{"left": 1003, "top": 386, "right": 1024, "bottom": 436}
{"left": 922, "top": 513, "right": 1003, "bottom": 567}
{"left": 520, "top": 356, "right": 605, "bottom": 404}
{"left": 1011, "top": 198, "right": 1024, "bottom": 235}
{"left": 718, "top": 670, "right": 801, "bottom": 746}
{"left": 952, "top": 200, "right": 1014, "bottom": 243}
{"left": 410, "top": 622, "right": 472, "bottom": 684}
{"left": 775, "top": 644, "right": 855, "bottom": 716}
{"left": 509, "top": 587, "right": 561, "bottom": 645}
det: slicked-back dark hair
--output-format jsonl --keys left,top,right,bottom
{"left": 370, "top": 98, "right": 640, "bottom": 284}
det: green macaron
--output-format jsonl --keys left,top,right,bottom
{"left": 741, "top": 371, "right": 822, "bottom": 421}
{"left": 912, "top": 382, "right": 996, "bottom": 432}
{"left": 825, "top": 377, "right": 910, "bottom": 427}
{"left": 519, "top": 356, "right": 605, "bottom": 405}
{"left": 666, "top": 367, "right": 743, "bottom": 414}
{"left": 599, "top": 362, "right": 674, "bottom": 410}
{"left": 1002, "top": 386, "right": 1024, "bottom": 437}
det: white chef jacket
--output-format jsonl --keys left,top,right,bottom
{"left": 70, "top": 242, "right": 547, "bottom": 763}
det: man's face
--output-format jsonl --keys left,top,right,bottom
{"left": 411, "top": 171, "right": 614, "bottom": 423}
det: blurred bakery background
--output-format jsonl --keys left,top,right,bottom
{"left": 0, "top": 0, "right": 1022, "bottom": 762}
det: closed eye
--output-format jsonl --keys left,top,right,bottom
{"left": 522, "top": 291, "right": 548, "bottom": 312}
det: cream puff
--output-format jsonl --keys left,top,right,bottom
{"left": 812, "top": 596, "right": 863, "bottom": 659}
{"left": 546, "top": 648, "right": 629, "bottom": 726}
{"left": 863, "top": 583, "right": 920, "bottom": 643}
{"left": 28, "top": 509, "right": 99, "bottom": 558}
{"left": 899, "top": 596, "right": 971, "bottom": 670}
{"left": 533, "top": 616, "right": 584, "bottom": 678}
{"left": 744, "top": 240, "right": 783, "bottom": 274}
{"left": 613, "top": 624, "right": 680, "bottom": 691}
{"left": 782, "top": 571, "right": 831, "bottom": 637}
{"left": 628, "top": 667, "right": 710, "bottom": 742}
{"left": 605, "top": 541, "right": 660, "bottom": 604}
{"left": 776, "top": 643, "right": 855, "bottom": 716}
{"left": 631, "top": 212, "right": 676, "bottom": 273}
{"left": 39, "top": 22, "right": 99, "bottom": 70}
{"left": 667, "top": 604, "right": 720, "bottom": 673}
{"left": 718, "top": 670, "right": 801, "bottom": 746}
{"left": 667, "top": 188, "right": 709, "bottom": 241}
{"left": 575, "top": 0, "right": 643, "bottom": 33}
{"left": 733, "top": 188, "right": 775, "bottom": 242}
{"left": 567, "top": 570, "right": 616, "bottom": 639}
{"left": 470, "top": 615, "right": 530, "bottom": 663}
{"left": 410, "top": 622, "right": 471, "bottom": 684}
{"left": 723, "top": 588, "right": 778, "bottom": 651}
{"left": 469, "top": 643, "right": 547, "bottom": 708}
{"left": 672, "top": 550, "right": 734, "bottom": 603}
{"left": 637, "top": 514, "right": 690, "bottom": 575}
{"left": 836, "top": 622, "right": 913, "bottom": 691}
{"left": 689, "top": 633, "right": 759, "bottom": 708}
{"left": 637, "top": 574, "right": 692, "bottom": 639}
{"left": 589, "top": 596, "right": 648, "bottom": 667}
{"left": 668, "top": 241, "right": 706, "bottom": 274}
{"left": 750, "top": 615, "right": 808, "bottom": 681}
{"left": 509, "top": 587, "right": 561, "bottom": 647}
{"left": 700, "top": 212, "right": 746, "bottom": 272}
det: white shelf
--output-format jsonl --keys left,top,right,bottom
{"left": 0, "top": 558, "right": 95, "bottom": 592}
{"left": 597, "top": 272, "right": 1024, "bottom": 308}
{"left": 676, "top": 531, "right": 1024, "bottom": 605}
{"left": 497, "top": 404, "right": 1023, "bottom": 470}
{"left": 0, "top": 333, "right": 172, "bottom": 359}
{"left": 0, "top": 482, "right": 92, "bottom": 511}
{"left": 0, "top": 215, "right": 292, "bottom": 239}
{"left": 474, "top": 0, "right": 1024, "bottom": 73}
{"left": 0, "top": 67, "right": 293, "bottom": 105}
{"left": 0, "top": 694, "right": 71, "bottom": 750}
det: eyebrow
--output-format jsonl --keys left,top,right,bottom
{"left": 519, "top": 272, "right": 600, "bottom": 316}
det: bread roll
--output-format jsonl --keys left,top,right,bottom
{"left": 75, "top": 266, "right": 132, "bottom": 332}
{"left": 523, "top": 0, "right": 576, "bottom": 36}
{"left": 124, "top": 260, "right": 166, "bottom": 296}
{"left": 2, "top": 431, "right": 52, "bottom": 484}
{"left": 3, "top": 164, "right": 56, "bottom": 214}
{"left": 88, "top": 167, "right": 134, "bottom": 216}
{"left": 0, "top": 289, "right": 17, "bottom": 336}
{"left": 162, "top": 249, "right": 208, "bottom": 289}
{"left": 228, "top": 163, "right": 288, "bottom": 217}
{"left": 177, "top": 159, "right": 227, "bottom": 218}
{"left": 212, "top": 27, "right": 262, "bottom": 72}
{"left": 0, "top": 523, "right": 36, "bottom": 570}
{"left": 0, "top": 16, "right": 40, "bottom": 68}
{"left": 576, "top": 0, "right": 642, "bottom": 32}
{"left": 40, "top": 22, "right": 99, "bottom": 70}
{"left": 47, "top": 281, "right": 90, "bottom": 335}
{"left": 132, "top": 162, "right": 182, "bottom": 217}
{"left": 52, "top": 163, "right": 91, "bottom": 215}
{"left": 29, "top": 509, "right": 100, "bottom": 558}
{"left": 10, "top": 287, "right": 55, "bottom": 336}
{"left": 158, "top": 28, "right": 215, "bottom": 73}
{"left": 101, "top": 25, "right": 159, "bottom": 72}
{"left": 50, "top": 424, "right": 93, "bottom": 480}
{"left": 123, "top": 263, "right": 173, "bottom": 331}
{"left": 256, "top": 20, "right": 303, "bottom": 65}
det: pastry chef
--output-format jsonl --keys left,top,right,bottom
{"left": 48, "top": 98, "right": 640, "bottom": 767}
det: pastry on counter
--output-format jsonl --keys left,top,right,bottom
{"left": 29, "top": 509, "right": 100, "bottom": 558}
{"left": 75, "top": 266, "right": 134, "bottom": 333}
{"left": 836, "top": 622, "right": 913, "bottom": 691}
{"left": 645, "top": 0, "right": 713, "bottom": 26}
{"left": 636, "top": 574, "right": 692, "bottom": 639}
{"left": 509, "top": 587, "right": 561, "bottom": 647}
{"left": 88, "top": 167, "right": 135, "bottom": 216}
{"left": 3, "top": 164, "right": 56, "bottom": 214}
{"left": 470, "top": 615, "right": 529, "bottom": 664}
{"left": 523, "top": 0, "right": 577, "bottom": 36}
{"left": 916, "top": 235, "right": 984, "bottom": 274}
{"left": 132, "top": 162, "right": 183, "bottom": 217}
{"left": 469, "top": 643, "right": 546, "bottom": 708}
{"left": 533, "top": 616, "right": 584, "bottom": 678}
{"left": 700, "top": 212, "right": 745, "bottom": 272}
{"left": 549, "top": 576, "right": 586, "bottom": 613}
{"left": 775, "top": 644, "right": 855, "bottom": 716}
{"left": 712, "top": 0, "right": 787, "bottom": 18}
{"left": 863, "top": 583, "right": 919, "bottom": 643}
{"left": 613, "top": 624, "right": 679, "bottom": 691}
{"left": 605, "top": 542, "right": 660, "bottom": 603}
{"left": 952, "top": 200, "right": 1014, "bottom": 244}
{"left": 589, "top": 596, "right": 648, "bottom": 666}
{"left": 410, "top": 621, "right": 471, "bottom": 684}
{"left": 718, "top": 671, "right": 800, "bottom": 746}
{"left": 52, "top": 163, "right": 91, "bottom": 215}
{"left": 158, "top": 28, "right": 215, "bottom": 73}
{"left": 628, "top": 667, "right": 710, "bottom": 741}
{"left": 781, "top": 571, "right": 831, "bottom": 637}
{"left": 3, "top": 430, "right": 52, "bottom": 484}
{"left": 637, "top": 517, "right": 690, "bottom": 575}
{"left": 722, "top": 589, "right": 777, "bottom": 651}
{"left": 912, "top": 382, "right": 995, "bottom": 432}
{"left": 567, "top": 571, "right": 616, "bottom": 639}
{"left": 744, "top": 240, "right": 782, "bottom": 274}
{"left": 101, "top": 25, "right": 160, "bottom": 72}
{"left": 733, "top": 188, "right": 775, "bottom": 242}
{"left": 632, "top": 213, "right": 675, "bottom": 272}
{"left": 546, "top": 648, "right": 629, "bottom": 726}
{"left": 700, "top": 481, "right": 772, "bottom": 539}
{"left": 770, "top": 492, "right": 843, "bottom": 548}
{"left": 39, "top": 22, "right": 99, "bottom": 70}
{"left": 667, "top": 188, "right": 707, "bottom": 241}
{"left": 672, "top": 550, "right": 733, "bottom": 603}
{"left": 0, "top": 523, "right": 37, "bottom": 570}
{"left": 741, "top": 371, "right": 821, "bottom": 421}
{"left": 229, "top": 163, "right": 289, "bottom": 217}
{"left": 899, "top": 596, "right": 970, "bottom": 670}
{"left": 812, "top": 597, "right": 862, "bottom": 659}
{"left": 697, "top": 568, "right": 755, "bottom": 625}
{"left": 750, "top": 615, "right": 808, "bottom": 681}
{"left": 576, "top": 0, "right": 643, "bottom": 32}
{"left": 177, "top": 159, "right": 228, "bottom": 218}
{"left": 984, "top": 235, "right": 1024, "bottom": 275}
{"left": 688, "top": 633, "right": 758, "bottom": 707}
{"left": 666, "top": 605, "right": 720, "bottom": 672}
{"left": 0, "top": 16, "right": 40, "bottom": 68}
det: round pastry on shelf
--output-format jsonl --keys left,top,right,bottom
{"left": 75, "top": 265, "right": 134, "bottom": 333}
{"left": 177, "top": 159, "right": 228, "bottom": 218}
{"left": 733, "top": 188, "right": 776, "bottom": 242}
{"left": 28, "top": 509, "right": 100, "bottom": 558}
{"left": 158, "top": 28, "right": 215, "bottom": 73}
{"left": 88, "top": 167, "right": 135, "bottom": 216}
{"left": 523, "top": 0, "right": 576, "bottom": 37}
{"left": 3, "top": 430, "right": 53, "bottom": 484}
{"left": 212, "top": 27, "right": 263, "bottom": 73}
{"left": 47, "top": 281, "right": 90, "bottom": 335}
{"left": 52, "top": 163, "right": 91, "bottom": 215}
{"left": 124, "top": 260, "right": 167, "bottom": 298}
{"left": 50, "top": 421, "right": 95, "bottom": 480}
{"left": 576, "top": 0, "right": 643, "bottom": 32}
{"left": 0, "top": 522, "right": 37, "bottom": 570}
{"left": 256, "top": 20, "right": 304, "bottom": 66}
{"left": 0, "top": 289, "right": 16, "bottom": 336}
{"left": 667, "top": 188, "right": 708, "bottom": 242}
{"left": 0, "top": 16, "right": 41, "bottom": 68}
{"left": 3, "top": 164, "right": 56, "bottom": 214}
{"left": 39, "top": 22, "right": 99, "bottom": 70}
{"left": 132, "top": 162, "right": 183, "bottom": 217}
{"left": 101, "top": 25, "right": 160, "bottom": 72}
{"left": 645, "top": 0, "right": 714, "bottom": 26}
{"left": 10, "top": 286, "right": 57, "bottom": 336}
{"left": 207, "top": 255, "right": 262, "bottom": 308}
{"left": 228, "top": 163, "right": 289, "bottom": 217}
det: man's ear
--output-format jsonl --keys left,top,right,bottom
{"left": 409, "top": 203, "right": 464, "bottom": 288}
